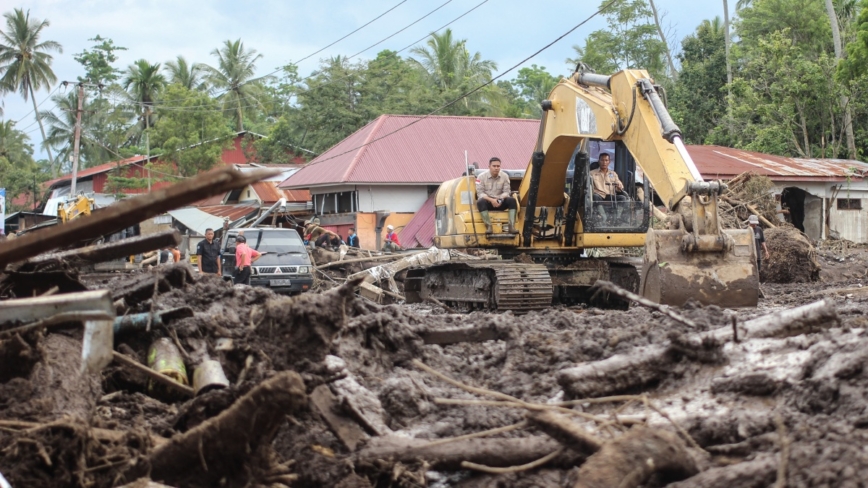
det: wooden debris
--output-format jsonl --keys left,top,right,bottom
{"left": 111, "top": 351, "right": 194, "bottom": 397}
{"left": 310, "top": 385, "right": 369, "bottom": 451}
{"left": 527, "top": 410, "right": 603, "bottom": 455}
{"left": 140, "top": 372, "right": 307, "bottom": 485}
{"left": 573, "top": 426, "right": 698, "bottom": 488}
{"left": 0, "top": 165, "right": 278, "bottom": 268}
{"left": 558, "top": 299, "right": 839, "bottom": 398}
{"left": 355, "top": 436, "right": 568, "bottom": 470}
{"left": 24, "top": 230, "right": 181, "bottom": 267}
{"left": 666, "top": 454, "right": 777, "bottom": 488}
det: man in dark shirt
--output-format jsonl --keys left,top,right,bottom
{"left": 196, "top": 228, "right": 222, "bottom": 275}
{"left": 748, "top": 215, "right": 770, "bottom": 281}
{"left": 347, "top": 227, "right": 360, "bottom": 248}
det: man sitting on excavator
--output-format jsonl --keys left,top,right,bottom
{"left": 590, "top": 152, "right": 629, "bottom": 222}
{"left": 475, "top": 157, "right": 518, "bottom": 234}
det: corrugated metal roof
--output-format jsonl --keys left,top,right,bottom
{"left": 198, "top": 204, "right": 260, "bottom": 222}
{"left": 399, "top": 193, "right": 436, "bottom": 248}
{"left": 167, "top": 208, "right": 226, "bottom": 236}
{"left": 280, "top": 115, "right": 539, "bottom": 189}
{"left": 44, "top": 156, "right": 147, "bottom": 188}
{"left": 689, "top": 145, "right": 868, "bottom": 181}
{"left": 250, "top": 181, "right": 311, "bottom": 204}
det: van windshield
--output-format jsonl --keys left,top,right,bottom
{"left": 256, "top": 231, "right": 306, "bottom": 254}
{"left": 227, "top": 230, "right": 306, "bottom": 254}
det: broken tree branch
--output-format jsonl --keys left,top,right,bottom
{"left": 0, "top": 311, "right": 114, "bottom": 339}
{"left": 592, "top": 280, "right": 698, "bottom": 328}
{"left": 25, "top": 230, "right": 181, "bottom": 266}
{"left": 142, "top": 372, "right": 307, "bottom": 485}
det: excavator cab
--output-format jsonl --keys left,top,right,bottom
{"left": 567, "top": 140, "right": 651, "bottom": 234}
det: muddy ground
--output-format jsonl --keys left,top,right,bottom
{"left": 2, "top": 240, "right": 868, "bottom": 487}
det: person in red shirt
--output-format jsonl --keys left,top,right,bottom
{"left": 382, "top": 224, "right": 402, "bottom": 252}
{"left": 233, "top": 234, "right": 262, "bottom": 285}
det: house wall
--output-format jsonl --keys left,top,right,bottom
{"left": 355, "top": 185, "right": 430, "bottom": 213}
{"left": 771, "top": 181, "right": 868, "bottom": 243}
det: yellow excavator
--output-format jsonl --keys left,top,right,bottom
{"left": 57, "top": 194, "right": 95, "bottom": 223}
{"left": 405, "top": 67, "right": 758, "bottom": 312}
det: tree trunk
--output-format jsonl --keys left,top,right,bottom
{"left": 723, "top": 0, "right": 733, "bottom": 129}
{"left": 235, "top": 91, "right": 244, "bottom": 132}
{"left": 648, "top": 0, "right": 677, "bottom": 80}
{"left": 825, "top": 0, "right": 857, "bottom": 159}
{"left": 29, "top": 84, "right": 56, "bottom": 175}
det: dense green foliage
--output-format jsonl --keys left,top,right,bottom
{"left": 2, "top": 0, "right": 868, "bottom": 212}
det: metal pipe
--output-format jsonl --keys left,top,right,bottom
{"left": 577, "top": 72, "right": 611, "bottom": 89}
{"left": 250, "top": 198, "right": 286, "bottom": 227}
{"left": 637, "top": 79, "right": 681, "bottom": 143}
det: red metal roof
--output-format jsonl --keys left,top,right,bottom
{"left": 399, "top": 192, "right": 436, "bottom": 248}
{"left": 44, "top": 156, "right": 147, "bottom": 188}
{"left": 688, "top": 145, "right": 868, "bottom": 181}
{"left": 198, "top": 204, "right": 260, "bottom": 222}
{"left": 280, "top": 115, "right": 539, "bottom": 189}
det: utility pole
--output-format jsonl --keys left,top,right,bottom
{"left": 71, "top": 82, "right": 85, "bottom": 196}
{"left": 63, "top": 80, "right": 103, "bottom": 197}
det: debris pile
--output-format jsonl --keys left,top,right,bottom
{"left": 763, "top": 227, "right": 821, "bottom": 283}
{"left": 3, "top": 168, "right": 868, "bottom": 487}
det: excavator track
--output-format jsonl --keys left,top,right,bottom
{"left": 405, "top": 261, "right": 552, "bottom": 313}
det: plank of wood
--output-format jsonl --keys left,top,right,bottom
{"left": 310, "top": 385, "right": 369, "bottom": 451}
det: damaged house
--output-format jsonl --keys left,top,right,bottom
{"left": 692, "top": 146, "right": 868, "bottom": 243}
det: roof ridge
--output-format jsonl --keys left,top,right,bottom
{"left": 383, "top": 113, "right": 540, "bottom": 123}
{"left": 343, "top": 115, "right": 388, "bottom": 182}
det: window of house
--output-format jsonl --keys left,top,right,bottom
{"left": 837, "top": 198, "right": 862, "bottom": 210}
{"left": 313, "top": 191, "right": 357, "bottom": 214}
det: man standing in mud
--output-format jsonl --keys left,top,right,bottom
{"left": 233, "top": 234, "right": 262, "bottom": 285}
{"left": 196, "top": 228, "right": 221, "bottom": 275}
{"left": 748, "top": 215, "right": 770, "bottom": 280}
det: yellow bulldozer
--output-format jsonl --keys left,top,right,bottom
{"left": 405, "top": 67, "right": 758, "bottom": 312}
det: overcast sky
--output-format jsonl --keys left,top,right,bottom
{"left": 3, "top": 0, "right": 729, "bottom": 160}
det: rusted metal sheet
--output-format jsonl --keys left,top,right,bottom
{"left": 689, "top": 145, "right": 868, "bottom": 181}
{"left": 0, "top": 166, "right": 279, "bottom": 268}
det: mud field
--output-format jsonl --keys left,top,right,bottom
{"left": 2, "top": 242, "right": 868, "bottom": 487}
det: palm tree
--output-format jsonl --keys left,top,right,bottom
{"left": 0, "top": 119, "right": 31, "bottom": 161}
{"left": 39, "top": 91, "right": 79, "bottom": 170}
{"left": 409, "top": 29, "right": 497, "bottom": 113}
{"left": 202, "top": 39, "right": 270, "bottom": 131}
{"left": 122, "top": 59, "right": 166, "bottom": 137}
{"left": 0, "top": 8, "right": 62, "bottom": 173}
{"left": 164, "top": 55, "right": 206, "bottom": 91}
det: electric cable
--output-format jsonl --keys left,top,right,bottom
{"left": 295, "top": 0, "right": 621, "bottom": 171}
{"left": 346, "top": 0, "right": 453, "bottom": 59}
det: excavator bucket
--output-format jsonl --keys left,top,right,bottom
{"left": 640, "top": 228, "right": 758, "bottom": 308}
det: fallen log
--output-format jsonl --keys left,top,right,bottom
{"left": 355, "top": 436, "right": 569, "bottom": 470}
{"left": 139, "top": 371, "right": 307, "bottom": 485}
{"left": 573, "top": 426, "right": 698, "bottom": 488}
{"left": 0, "top": 165, "right": 278, "bottom": 268}
{"left": 24, "top": 230, "right": 181, "bottom": 267}
{"left": 558, "top": 299, "right": 838, "bottom": 398}
{"left": 666, "top": 453, "right": 777, "bottom": 488}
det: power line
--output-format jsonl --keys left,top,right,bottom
{"left": 116, "top": 0, "right": 490, "bottom": 113}
{"left": 297, "top": 0, "right": 621, "bottom": 171}
{"left": 291, "top": 0, "right": 408, "bottom": 66}
{"left": 347, "top": 0, "right": 453, "bottom": 59}
{"left": 13, "top": 85, "right": 64, "bottom": 124}
{"left": 100, "top": 0, "right": 415, "bottom": 113}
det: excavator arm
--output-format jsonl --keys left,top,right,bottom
{"left": 518, "top": 68, "right": 757, "bottom": 307}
